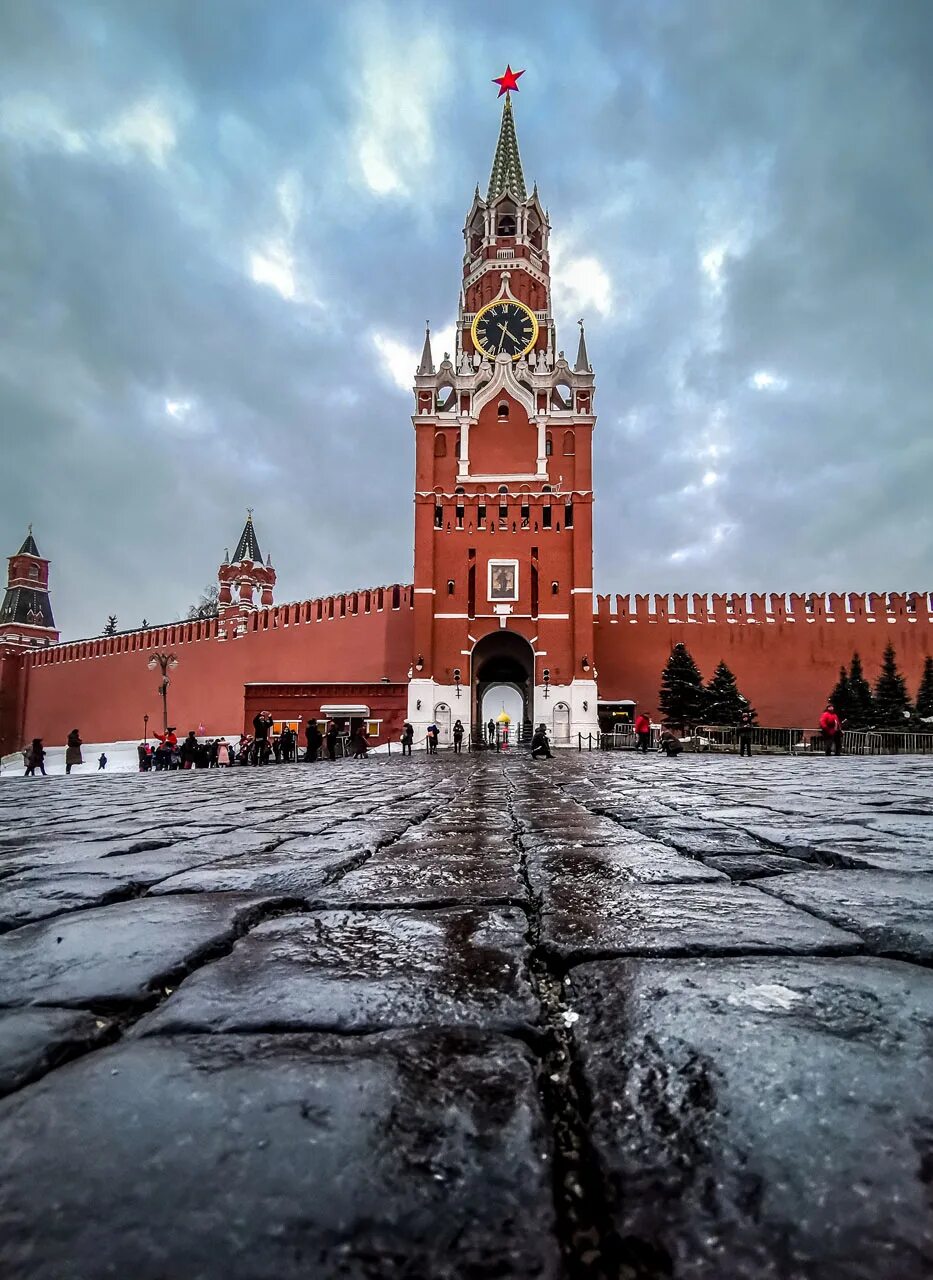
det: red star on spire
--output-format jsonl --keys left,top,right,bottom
{"left": 492, "top": 65, "right": 525, "bottom": 97}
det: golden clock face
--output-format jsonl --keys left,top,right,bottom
{"left": 471, "top": 299, "right": 539, "bottom": 361}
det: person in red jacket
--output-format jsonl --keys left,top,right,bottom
{"left": 634, "top": 711, "right": 651, "bottom": 754}
{"left": 819, "top": 705, "right": 842, "bottom": 756}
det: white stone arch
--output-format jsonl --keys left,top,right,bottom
{"left": 552, "top": 701, "right": 571, "bottom": 744}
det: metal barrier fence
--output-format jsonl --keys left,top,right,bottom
{"left": 575, "top": 726, "right": 933, "bottom": 755}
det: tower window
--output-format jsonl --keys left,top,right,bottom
{"left": 498, "top": 484, "right": 508, "bottom": 494}
{"left": 562, "top": 431, "right": 575, "bottom": 456}
{"left": 542, "top": 485, "right": 552, "bottom": 493}
{"left": 456, "top": 505, "right": 464, "bottom": 529}
{"left": 565, "top": 503, "right": 574, "bottom": 529}
{"left": 434, "top": 433, "right": 447, "bottom": 457}
{"left": 545, "top": 434, "right": 553, "bottom": 457}
{"left": 499, "top": 503, "right": 508, "bottom": 522}
{"left": 542, "top": 506, "right": 552, "bottom": 529}
{"left": 434, "top": 505, "right": 443, "bottom": 529}
{"left": 521, "top": 503, "right": 530, "bottom": 528}
{"left": 477, "top": 504, "right": 486, "bottom": 528}
{"left": 552, "top": 581, "right": 559, "bottom": 595}
{"left": 497, "top": 401, "right": 509, "bottom": 420}
{"left": 497, "top": 214, "right": 516, "bottom": 236}
{"left": 447, "top": 580, "right": 455, "bottom": 596}
{"left": 28, "top": 565, "right": 39, "bottom": 580}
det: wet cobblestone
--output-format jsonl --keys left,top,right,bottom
{"left": 0, "top": 753, "right": 930, "bottom": 1278}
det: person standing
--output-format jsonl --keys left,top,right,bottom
{"left": 426, "top": 723, "right": 439, "bottom": 754}
{"left": 98, "top": 752, "right": 107, "bottom": 770}
{"left": 325, "top": 720, "right": 339, "bottom": 762}
{"left": 634, "top": 711, "right": 651, "bottom": 754}
{"left": 216, "top": 739, "right": 231, "bottom": 767}
{"left": 452, "top": 719, "right": 464, "bottom": 753}
{"left": 531, "top": 724, "right": 552, "bottom": 759}
{"left": 401, "top": 722, "right": 414, "bottom": 756}
{"left": 738, "top": 711, "right": 754, "bottom": 758}
{"left": 280, "top": 725, "right": 294, "bottom": 763}
{"left": 24, "top": 739, "right": 46, "bottom": 776}
{"left": 819, "top": 704, "right": 843, "bottom": 756}
{"left": 252, "top": 711, "right": 272, "bottom": 765}
{"left": 180, "top": 732, "right": 199, "bottom": 769}
{"left": 486, "top": 717, "right": 496, "bottom": 747}
{"left": 65, "top": 728, "right": 83, "bottom": 775}
{"left": 350, "top": 723, "right": 369, "bottom": 759}
{"left": 305, "top": 719, "right": 322, "bottom": 763}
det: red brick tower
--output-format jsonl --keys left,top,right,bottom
{"left": 217, "top": 511, "right": 275, "bottom": 639}
{"left": 408, "top": 88, "right": 598, "bottom": 745}
{"left": 0, "top": 527, "right": 59, "bottom": 649}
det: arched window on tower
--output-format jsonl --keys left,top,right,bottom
{"left": 497, "top": 401, "right": 509, "bottom": 421}
{"left": 562, "top": 431, "right": 575, "bottom": 456}
{"left": 28, "top": 565, "right": 39, "bottom": 580}
{"left": 434, "top": 433, "right": 447, "bottom": 458}
{"left": 545, "top": 433, "right": 553, "bottom": 457}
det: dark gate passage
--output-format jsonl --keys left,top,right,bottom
{"left": 471, "top": 630, "right": 535, "bottom": 742}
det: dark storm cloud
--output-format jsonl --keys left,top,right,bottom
{"left": 1, "top": 0, "right": 929, "bottom": 638}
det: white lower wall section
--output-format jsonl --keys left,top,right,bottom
{"left": 533, "top": 680, "right": 599, "bottom": 746}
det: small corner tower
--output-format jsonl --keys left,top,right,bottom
{"left": 0, "top": 527, "right": 59, "bottom": 648}
{"left": 408, "top": 71, "right": 598, "bottom": 745}
{"left": 218, "top": 511, "right": 275, "bottom": 636}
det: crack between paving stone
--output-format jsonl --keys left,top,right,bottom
{"left": 505, "top": 765, "right": 650, "bottom": 1280}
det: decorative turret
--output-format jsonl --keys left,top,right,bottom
{"left": 0, "top": 527, "right": 59, "bottom": 648}
{"left": 217, "top": 511, "right": 275, "bottom": 637}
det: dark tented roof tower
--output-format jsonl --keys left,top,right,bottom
{"left": 486, "top": 95, "right": 527, "bottom": 202}
{"left": 232, "top": 511, "right": 263, "bottom": 564}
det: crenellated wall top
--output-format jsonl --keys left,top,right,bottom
{"left": 594, "top": 591, "right": 933, "bottom": 624}
{"left": 23, "top": 584, "right": 415, "bottom": 667}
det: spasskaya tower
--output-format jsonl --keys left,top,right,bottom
{"left": 407, "top": 70, "right": 599, "bottom": 745}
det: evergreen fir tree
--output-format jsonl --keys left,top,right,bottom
{"left": 827, "top": 665, "right": 851, "bottom": 725}
{"left": 704, "top": 660, "right": 756, "bottom": 725}
{"left": 913, "top": 655, "right": 933, "bottom": 723}
{"left": 846, "top": 652, "right": 874, "bottom": 729}
{"left": 103, "top": 615, "right": 117, "bottom": 636}
{"left": 873, "top": 643, "right": 912, "bottom": 728}
{"left": 659, "top": 643, "right": 706, "bottom": 729}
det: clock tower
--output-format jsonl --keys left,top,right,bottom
{"left": 408, "top": 80, "right": 599, "bottom": 745}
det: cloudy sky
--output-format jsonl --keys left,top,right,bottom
{"left": 2, "top": 0, "right": 930, "bottom": 639}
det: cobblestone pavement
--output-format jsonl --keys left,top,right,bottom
{"left": 0, "top": 753, "right": 930, "bottom": 1279}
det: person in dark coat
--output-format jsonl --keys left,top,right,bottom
{"left": 738, "top": 711, "right": 754, "bottom": 757}
{"left": 486, "top": 718, "right": 496, "bottom": 746}
{"left": 137, "top": 742, "right": 148, "bottom": 771}
{"left": 272, "top": 735, "right": 282, "bottom": 764}
{"left": 531, "top": 724, "right": 552, "bottom": 759}
{"left": 426, "top": 723, "right": 439, "bottom": 754}
{"left": 180, "top": 732, "right": 199, "bottom": 769}
{"left": 252, "top": 711, "right": 272, "bottom": 764}
{"left": 660, "top": 729, "right": 683, "bottom": 758}
{"left": 350, "top": 724, "right": 369, "bottom": 759}
{"left": 98, "top": 752, "right": 107, "bottom": 770}
{"left": 280, "top": 725, "right": 294, "bottom": 763}
{"left": 305, "top": 719, "right": 322, "bottom": 762}
{"left": 325, "top": 720, "right": 339, "bottom": 762}
{"left": 65, "top": 729, "right": 83, "bottom": 774}
{"left": 452, "top": 720, "right": 465, "bottom": 753}
{"left": 24, "top": 738, "right": 46, "bottom": 776}
{"left": 401, "top": 722, "right": 414, "bottom": 756}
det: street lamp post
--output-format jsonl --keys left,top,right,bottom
{"left": 148, "top": 652, "right": 178, "bottom": 737}
{"left": 143, "top": 713, "right": 149, "bottom": 744}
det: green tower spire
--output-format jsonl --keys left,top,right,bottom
{"left": 486, "top": 94, "right": 527, "bottom": 202}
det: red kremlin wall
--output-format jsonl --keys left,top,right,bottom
{"left": 594, "top": 590, "right": 933, "bottom": 725}
{"left": 3, "top": 585, "right": 931, "bottom": 753}
{"left": 7, "top": 586, "right": 414, "bottom": 751}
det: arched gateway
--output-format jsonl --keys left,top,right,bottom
{"left": 471, "top": 631, "right": 534, "bottom": 741}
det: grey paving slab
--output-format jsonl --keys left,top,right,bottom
{"left": 136, "top": 907, "right": 536, "bottom": 1036}
{"left": 0, "top": 1008, "right": 114, "bottom": 1096}
{"left": 761, "top": 871, "right": 933, "bottom": 960}
{"left": 0, "top": 893, "right": 289, "bottom": 1008}
{"left": 569, "top": 956, "right": 933, "bottom": 1280}
{"left": 540, "top": 881, "right": 861, "bottom": 960}
{"left": 147, "top": 846, "right": 356, "bottom": 898}
{"left": 703, "top": 853, "right": 820, "bottom": 880}
{"left": 313, "top": 848, "right": 526, "bottom": 907}
{"left": 0, "top": 1031, "right": 560, "bottom": 1280}
{"left": 527, "top": 843, "right": 726, "bottom": 890}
